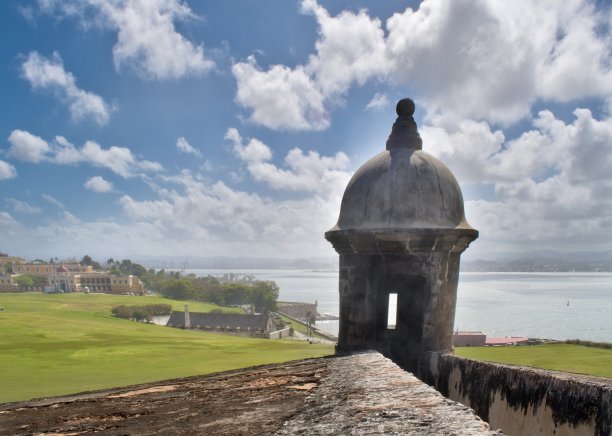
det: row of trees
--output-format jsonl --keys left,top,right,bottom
{"left": 13, "top": 274, "right": 48, "bottom": 288}
{"left": 5, "top": 253, "right": 280, "bottom": 313}
{"left": 156, "top": 275, "right": 279, "bottom": 313}
{"left": 111, "top": 304, "right": 172, "bottom": 322}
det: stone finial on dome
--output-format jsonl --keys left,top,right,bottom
{"left": 396, "top": 98, "right": 415, "bottom": 117}
{"left": 386, "top": 98, "right": 422, "bottom": 151}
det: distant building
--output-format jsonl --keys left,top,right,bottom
{"left": 452, "top": 331, "right": 529, "bottom": 347}
{"left": 0, "top": 274, "right": 17, "bottom": 292}
{"left": 452, "top": 331, "right": 487, "bottom": 347}
{"left": 46, "top": 267, "right": 145, "bottom": 294}
{"left": 12, "top": 262, "right": 93, "bottom": 276}
{"left": 485, "top": 336, "right": 529, "bottom": 346}
{"left": 277, "top": 301, "right": 318, "bottom": 320}
{"left": 0, "top": 253, "right": 24, "bottom": 266}
{"left": 167, "top": 308, "right": 278, "bottom": 338}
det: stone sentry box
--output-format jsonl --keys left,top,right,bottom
{"left": 326, "top": 98, "right": 478, "bottom": 375}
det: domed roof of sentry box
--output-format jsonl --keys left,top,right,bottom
{"left": 326, "top": 98, "right": 476, "bottom": 238}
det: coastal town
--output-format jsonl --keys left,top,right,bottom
{"left": 0, "top": 252, "right": 146, "bottom": 294}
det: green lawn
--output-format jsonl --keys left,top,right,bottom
{"left": 455, "top": 344, "right": 612, "bottom": 378}
{"left": 0, "top": 293, "right": 334, "bottom": 403}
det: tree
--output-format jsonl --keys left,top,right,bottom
{"left": 130, "top": 263, "right": 147, "bottom": 277}
{"left": 251, "top": 281, "right": 279, "bottom": 313}
{"left": 159, "top": 279, "right": 194, "bottom": 300}
{"left": 12, "top": 274, "right": 46, "bottom": 288}
{"left": 305, "top": 310, "right": 317, "bottom": 338}
{"left": 80, "top": 255, "right": 102, "bottom": 271}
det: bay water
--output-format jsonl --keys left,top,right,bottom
{"left": 186, "top": 269, "right": 612, "bottom": 342}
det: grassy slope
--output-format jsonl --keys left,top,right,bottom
{"left": 0, "top": 293, "right": 333, "bottom": 403}
{"left": 455, "top": 344, "right": 612, "bottom": 378}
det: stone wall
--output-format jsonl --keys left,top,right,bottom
{"left": 425, "top": 353, "right": 611, "bottom": 436}
{"left": 268, "top": 327, "right": 292, "bottom": 339}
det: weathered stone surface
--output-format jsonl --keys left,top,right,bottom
{"left": 325, "top": 98, "right": 478, "bottom": 374}
{"left": 429, "top": 353, "right": 612, "bottom": 436}
{"left": 0, "top": 353, "right": 497, "bottom": 435}
{"left": 278, "top": 352, "right": 500, "bottom": 435}
{"left": 0, "top": 359, "right": 330, "bottom": 435}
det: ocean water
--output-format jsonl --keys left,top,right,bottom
{"left": 186, "top": 269, "right": 612, "bottom": 342}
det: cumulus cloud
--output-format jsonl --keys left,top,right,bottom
{"left": 80, "top": 141, "right": 134, "bottom": 177}
{"left": 7, "top": 129, "right": 50, "bottom": 162}
{"left": 232, "top": 2, "right": 387, "bottom": 131}
{"left": 176, "top": 136, "right": 201, "bottom": 156}
{"left": 115, "top": 171, "right": 345, "bottom": 256}
{"left": 385, "top": 0, "right": 612, "bottom": 124}
{"left": 84, "top": 176, "right": 114, "bottom": 193}
{"left": 234, "top": 0, "right": 611, "bottom": 129}
{"left": 232, "top": 57, "right": 329, "bottom": 131}
{"left": 26, "top": 131, "right": 353, "bottom": 257}
{"left": 0, "top": 160, "right": 17, "bottom": 180}
{"left": 38, "top": 0, "right": 214, "bottom": 80}
{"left": 422, "top": 108, "right": 612, "bottom": 251}
{"left": 301, "top": 0, "right": 388, "bottom": 96}
{"left": 5, "top": 130, "right": 163, "bottom": 178}
{"left": 6, "top": 199, "right": 41, "bottom": 214}
{"left": 21, "top": 51, "right": 114, "bottom": 125}
{"left": 225, "top": 128, "right": 350, "bottom": 192}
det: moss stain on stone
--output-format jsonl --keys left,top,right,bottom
{"left": 435, "top": 355, "right": 611, "bottom": 436}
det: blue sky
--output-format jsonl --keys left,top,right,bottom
{"left": 1, "top": 0, "right": 611, "bottom": 262}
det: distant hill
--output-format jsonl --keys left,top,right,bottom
{"left": 131, "top": 251, "right": 612, "bottom": 273}
{"left": 132, "top": 256, "right": 338, "bottom": 271}
{"left": 463, "top": 250, "right": 612, "bottom": 272}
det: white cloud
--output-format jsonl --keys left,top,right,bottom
{"left": 232, "top": 2, "right": 388, "bottom": 131}
{"left": 176, "top": 136, "right": 201, "bottom": 156}
{"left": 113, "top": 170, "right": 345, "bottom": 256}
{"left": 23, "top": 130, "right": 351, "bottom": 257}
{"left": 80, "top": 141, "right": 134, "bottom": 178}
{"left": 301, "top": 0, "right": 388, "bottom": 97}
{"left": 0, "top": 212, "right": 22, "bottom": 239}
{"left": 226, "top": 128, "right": 350, "bottom": 192}
{"left": 42, "top": 194, "right": 64, "bottom": 209}
{"left": 6, "top": 130, "right": 163, "bottom": 178}
{"left": 38, "top": 0, "right": 214, "bottom": 80}
{"left": 366, "top": 93, "right": 389, "bottom": 111}
{"left": 21, "top": 51, "right": 114, "bottom": 125}
{"left": 137, "top": 160, "right": 165, "bottom": 172}
{"left": 225, "top": 128, "right": 271, "bottom": 163}
{"left": 385, "top": 0, "right": 612, "bottom": 124}
{"left": 84, "top": 176, "right": 114, "bottom": 193}
{"left": 52, "top": 135, "right": 83, "bottom": 164}
{"left": 232, "top": 57, "right": 329, "bottom": 131}
{"left": 234, "top": 0, "right": 612, "bottom": 129}
{"left": 7, "top": 130, "right": 50, "bottom": 162}
{"left": 7, "top": 199, "right": 41, "bottom": 214}
{"left": 0, "top": 160, "right": 17, "bottom": 180}
{"left": 423, "top": 108, "right": 612, "bottom": 251}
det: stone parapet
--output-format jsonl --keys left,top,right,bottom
{"left": 278, "top": 352, "right": 500, "bottom": 435}
{"left": 426, "top": 353, "right": 611, "bottom": 436}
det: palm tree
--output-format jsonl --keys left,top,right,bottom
{"left": 305, "top": 310, "right": 316, "bottom": 338}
